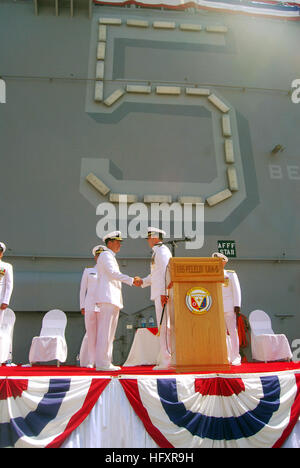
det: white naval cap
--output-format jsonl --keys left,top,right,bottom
{"left": 0, "top": 242, "right": 6, "bottom": 253}
{"left": 92, "top": 244, "right": 107, "bottom": 256}
{"left": 147, "top": 226, "right": 166, "bottom": 238}
{"left": 212, "top": 252, "right": 228, "bottom": 262}
{"left": 103, "top": 231, "right": 123, "bottom": 242}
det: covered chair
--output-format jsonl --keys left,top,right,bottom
{"left": 249, "top": 309, "right": 292, "bottom": 362}
{"left": 0, "top": 308, "right": 16, "bottom": 364}
{"left": 79, "top": 333, "right": 90, "bottom": 367}
{"left": 29, "top": 309, "right": 68, "bottom": 366}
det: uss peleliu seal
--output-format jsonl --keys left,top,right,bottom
{"left": 185, "top": 287, "right": 212, "bottom": 315}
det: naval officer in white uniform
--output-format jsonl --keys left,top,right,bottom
{"left": 140, "top": 227, "right": 172, "bottom": 370}
{"left": 94, "top": 231, "right": 140, "bottom": 371}
{"left": 0, "top": 242, "right": 13, "bottom": 327}
{"left": 80, "top": 245, "right": 107, "bottom": 368}
{"left": 212, "top": 252, "right": 242, "bottom": 365}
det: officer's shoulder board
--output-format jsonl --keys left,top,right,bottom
{"left": 226, "top": 269, "right": 236, "bottom": 274}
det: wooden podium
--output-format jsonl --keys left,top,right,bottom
{"left": 167, "top": 257, "right": 229, "bottom": 372}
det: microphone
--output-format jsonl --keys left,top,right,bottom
{"left": 161, "top": 237, "right": 192, "bottom": 245}
{"left": 160, "top": 237, "right": 192, "bottom": 256}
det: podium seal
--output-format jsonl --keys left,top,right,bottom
{"left": 186, "top": 287, "right": 212, "bottom": 315}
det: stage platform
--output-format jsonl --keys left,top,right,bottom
{"left": 0, "top": 362, "right": 300, "bottom": 448}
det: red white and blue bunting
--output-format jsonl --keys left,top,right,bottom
{"left": 0, "top": 371, "right": 299, "bottom": 448}
{"left": 0, "top": 377, "right": 110, "bottom": 448}
{"left": 93, "top": 0, "right": 300, "bottom": 20}
{"left": 120, "top": 372, "right": 300, "bottom": 448}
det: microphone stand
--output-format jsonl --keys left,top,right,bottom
{"left": 156, "top": 237, "right": 191, "bottom": 338}
{"left": 161, "top": 237, "right": 191, "bottom": 257}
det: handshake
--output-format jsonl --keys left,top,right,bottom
{"left": 133, "top": 276, "right": 143, "bottom": 287}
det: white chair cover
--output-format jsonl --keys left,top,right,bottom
{"left": 123, "top": 328, "right": 160, "bottom": 367}
{"left": 249, "top": 310, "right": 292, "bottom": 362}
{"left": 0, "top": 308, "right": 16, "bottom": 364}
{"left": 29, "top": 309, "right": 68, "bottom": 364}
{"left": 79, "top": 333, "right": 90, "bottom": 367}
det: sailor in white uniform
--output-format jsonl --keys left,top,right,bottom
{"left": 94, "top": 231, "right": 140, "bottom": 371}
{"left": 141, "top": 227, "right": 172, "bottom": 370}
{"left": 0, "top": 242, "right": 13, "bottom": 327}
{"left": 212, "top": 252, "right": 242, "bottom": 365}
{"left": 80, "top": 245, "right": 107, "bottom": 368}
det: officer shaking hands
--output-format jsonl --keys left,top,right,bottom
{"left": 93, "top": 231, "right": 142, "bottom": 371}
{"left": 137, "top": 227, "right": 172, "bottom": 370}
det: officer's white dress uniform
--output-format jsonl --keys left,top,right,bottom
{"left": 222, "top": 269, "right": 242, "bottom": 365}
{"left": 80, "top": 265, "right": 101, "bottom": 367}
{"left": 94, "top": 238, "right": 134, "bottom": 369}
{"left": 142, "top": 230, "right": 172, "bottom": 368}
{"left": 0, "top": 243, "right": 13, "bottom": 327}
